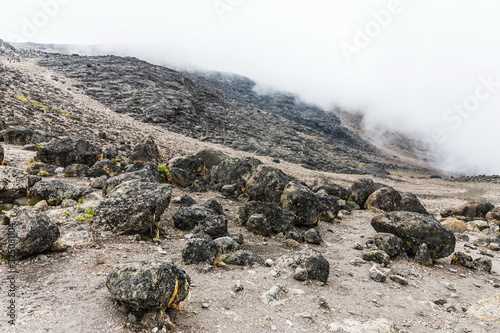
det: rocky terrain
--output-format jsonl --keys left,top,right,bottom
{"left": 1, "top": 42, "right": 500, "bottom": 333}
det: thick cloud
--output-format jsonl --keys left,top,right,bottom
{"left": 1, "top": 0, "right": 499, "bottom": 174}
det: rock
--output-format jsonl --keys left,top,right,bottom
{"left": 90, "top": 175, "right": 108, "bottom": 189}
{"left": 313, "top": 183, "right": 349, "bottom": 200}
{"left": 182, "top": 238, "right": 218, "bottom": 264}
{"left": 373, "top": 233, "right": 404, "bottom": 258}
{"left": 285, "top": 230, "right": 305, "bottom": 243}
{"left": 349, "top": 178, "right": 379, "bottom": 207}
{"left": 276, "top": 248, "right": 330, "bottom": 283}
{"left": 173, "top": 204, "right": 217, "bottom": 231}
{"left": 61, "top": 199, "right": 77, "bottom": 208}
{"left": 29, "top": 180, "right": 93, "bottom": 206}
{"left": 168, "top": 155, "right": 204, "bottom": 177}
{"left": 103, "top": 169, "right": 160, "bottom": 195}
{"left": 214, "top": 236, "right": 240, "bottom": 256}
{"left": 246, "top": 214, "right": 274, "bottom": 236}
{"left": 167, "top": 167, "right": 197, "bottom": 188}
{"left": 26, "top": 162, "right": 58, "bottom": 177}
{"left": 36, "top": 136, "right": 102, "bottom": 167}
{"left": 0, "top": 166, "right": 29, "bottom": 203}
{"left": 414, "top": 243, "right": 434, "bottom": 266}
{"left": 315, "top": 193, "right": 340, "bottom": 222}
{"left": 196, "top": 149, "right": 229, "bottom": 168}
{"left": 281, "top": 181, "right": 320, "bottom": 228}
{"left": 106, "top": 260, "right": 190, "bottom": 311}
{"left": 362, "top": 250, "right": 391, "bottom": 266}
{"left": 441, "top": 201, "right": 495, "bottom": 219}
{"left": 474, "top": 257, "right": 492, "bottom": 273}
{"left": 371, "top": 211, "right": 456, "bottom": 258}
{"left": 63, "top": 164, "right": 90, "bottom": 177}
{"left": 466, "top": 294, "right": 500, "bottom": 321}
{"left": 88, "top": 159, "right": 122, "bottom": 177}
{"left": 364, "top": 187, "right": 402, "bottom": 212}
{"left": 189, "top": 179, "right": 209, "bottom": 192}
{"left": 229, "top": 233, "right": 244, "bottom": 245}
{"left": 203, "top": 199, "right": 223, "bottom": 215}
{"left": 193, "top": 215, "right": 228, "bottom": 239}
{"left": 389, "top": 274, "right": 408, "bottom": 286}
{"left": 246, "top": 165, "right": 291, "bottom": 203}
{"left": 224, "top": 250, "right": 266, "bottom": 266}
{"left": 328, "top": 318, "right": 397, "bottom": 332}
{"left": 129, "top": 137, "right": 165, "bottom": 163}
{"left": 261, "top": 285, "right": 289, "bottom": 305}
{"left": 92, "top": 181, "right": 172, "bottom": 234}
{"left": 213, "top": 157, "right": 254, "bottom": 189}
{"left": 0, "top": 207, "right": 60, "bottom": 259}
{"left": 486, "top": 207, "right": 500, "bottom": 223}
{"left": 0, "top": 144, "right": 3, "bottom": 164}
{"left": 179, "top": 195, "right": 197, "bottom": 207}
{"left": 450, "top": 251, "right": 475, "bottom": 269}
{"left": 303, "top": 228, "right": 323, "bottom": 245}
{"left": 239, "top": 201, "right": 293, "bottom": 235}
{"left": 3, "top": 126, "right": 34, "bottom": 145}
{"left": 440, "top": 218, "right": 467, "bottom": 233}
{"left": 399, "top": 192, "right": 429, "bottom": 215}
{"left": 369, "top": 265, "right": 387, "bottom": 282}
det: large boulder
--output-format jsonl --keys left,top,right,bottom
{"left": 106, "top": 260, "right": 190, "bottom": 310}
{"left": 88, "top": 159, "right": 123, "bottom": 177}
{"left": 3, "top": 126, "right": 33, "bottom": 145}
{"left": 212, "top": 157, "right": 254, "bottom": 188}
{"left": 486, "top": 207, "right": 500, "bottom": 223}
{"left": 224, "top": 250, "right": 266, "bottom": 266}
{"left": 239, "top": 201, "right": 293, "bottom": 235}
{"left": 399, "top": 192, "right": 428, "bottom": 215}
{"left": 246, "top": 165, "right": 291, "bottom": 203}
{"left": 36, "top": 136, "right": 102, "bottom": 167}
{"left": 29, "top": 180, "right": 93, "bottom": 206}
{"left": 313, "top": 183, "right": 350, "bottom": 200}
{"left": 103, "top": 169, "right": 160, "bottom": 195}
{"left": 192, "top": 215, "right": 228, "bottom": 239}
{"left": 129, "top": 137, "right": 165, "bottom": 163}
{"left": 92, "top": 181, "right": 172, "bottom": 234}
{"left": 373, "top": 233, "right": 405, "bottom": 258}
{"left": 365, "top": 187, "right": 402, "bottom": 212}
{"left": 281, "top": 181, "right": 320, "bottom": 228}
{"left": 0, "top": 166, "right": 29, "bottom": 203}
{"left": 441, "top": 202, "right": 495, "bottom": 219}
{"left": 371, "top": 211, "right": 456, "bottom": 258}
{"left": 349, "top": 178, "right": 379, "bottom": 207}
{"left": 276, "top": 248, "right": 330, "bottom": 283}
{"left": 173, "top": 204, "right": 218, "bottom": 231}
{"left": 26, "top": 162, "right": 58, "bottom": 176}
{"left": 315, "top": 193, "right": 341, "bottom": 222}
{"left": 182, "top": 238, "right": 218, "bottom": 264}
{"left": 0, "top": 207, "right": 60, "bottom": 259}
{"left": 196, "top": 149, "right": 229, "bottom": 169}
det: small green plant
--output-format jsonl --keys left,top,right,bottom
{"left": 157, "top": 163, "right": 170, "bottom": 181}
{"left": 76, "top": 206, "right": 95, "bottom": 222}
{"left": 84, "top": 206, "right": 95, "bottom": 215}
{"left": 76, "top": 196, "right": 85, "bottom": 205}
{"left": 37, "top": 170, "right": 50, "bottom": 177}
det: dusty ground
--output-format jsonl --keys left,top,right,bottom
{"left": 1, "top": 142, "right": 500, "bottom": 333}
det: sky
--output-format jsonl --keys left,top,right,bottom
{"left": 1, "top": 0, "right": 499, "bottom": 175}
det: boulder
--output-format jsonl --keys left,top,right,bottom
{"left": 88, "top": 159, "right": 122, "bottom": 177}
{"left": 36, "top": 136, "right": 102, "bottom": 167}
{"left": 106, "top": 260, "right": 190, "bottom": 311}
{"left": 362, "top": 250, "right": 391, "bottom": 266}
{"left": 486, "top": 207, "right": 500, "bottom": 223}
{"left": 281, "top": 181, "right": 320, "bottom": 228}
{"left": 224, "top": 250, "right": 266, "bottom": 266}
{"left": 192, "top": 215, "right": 228, "bottom": 239}
{"left": 364, "top": 187, "right": 402, "bottom": 212}
{"left": 246, "top": 165, "right": 291, "bottom": 203}
{"left": 3, "top": 126, "right": 33, "bottom": 145}
{"left": 92, "top": 181, "right": 172, "bottom": 234}
{"left": 0, "top": 166, "right": 29, "bottom": 203}
{"left": 203, "top": 199, "right": 224, "bottom": 215}
{"left": 0, "top": 207, "right": 60, "bottom": 259}
{"left": 440, "top": 218, "right": 467, "bottom": 233}
{"left": 196, "top": 149, "right": 229, "bottom": 169}
{"left": 276, "top": 248, "right": 330, "bottom": 283}
{"left": 315, "top": 193, "right": 340, "bottom": 222}
{"left": 129, "top": 137, "right": 164, "bottom": 163}
{"left": 29, "top": 180, "right": 93, "bottom": 206}
{"left": 414, "top": 243, "right": 433, "bottom": 266}
{"left": 313, "top": 183, "right": 350, "bottom": 200}
{"left": 103, "top": 169, "right": 160, "bottom": 195}
{"left": 371, "top": 211, "right": 456, "bottom": 258}
{"left": 63, "top": 164, "right": 90, "bottom": 177}
{"left": 239, "top": 201, "right": 293, "bottom": 235}
{"left": 182, "top": 238, "right": 217, "bottom": 264}
{"left": 399, "top": 192, "right": 428, "bottom": 214}
{"left": 349, "top": 178, "right": 380, "bottom": 207}
{"left": 214, "top": 236, "right": 240, "bottom": 256}
{"left": 245, "top": 214, "right": 273, "bottom": 236}
{"left": 303, "top": 228, "right": 323, "bottom": 245}
{"left": 213, "top": 157, "right": 254, "bottom": 189}
{"left": 173, "top": 204, "right": 217, "bottom": 231}
{"left": 441, "top": 202, "right": 495, "bottom": 219}
{"left": 26, "top": 162, "right": 58, "bottom": 176}
{"left": 373, "top": 233, "right": 404, "bottom": 258}
{"left": 167, "top": 167, "right": 197, "bottom": 188}
{"left": 168, "top": 155, "right": 204, "bottom": 176}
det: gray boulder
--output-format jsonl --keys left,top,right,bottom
{"left": 246, "top": 165, "right": 291, "bottom": 203}
{"left": 276, "top": 248, "right": 330, "bottom": 283}
{"left": 92, "top": 180, "right": 172, "bottom": 234}
{"left": 173, "top": 204, "right": 217, "bottom": 231}
{"left": 214, "top": 236, "right": 240, "bottom": 256}
{"left": 1, "top": 207, "right": 60, "bottom": 259}
{"left": 371, "top": 211, "right": 456, "bottom": 258}
{"left": 349, "top": 178, "right": 379, "bottom": 207}
{"left": 196, "top": 149, "right": 229, "bottom": 169}
{"left": 192, "top": 215, "right": 228, "bottom": 239}
{"left": 316, "top": 193, "right": 341, "bottom": 222}
{"left": 88, "top": 159, "right": 122, "bottom": 177}
{"left": 63, "top": 164, "right": 90, "bottom": 177}
{"left": 224, "top": 250, "right": 266, "bottom": 266}
{"left": 103, "top": 169, "right": 160, "bottom": 195}
{"left": 0, "top": 166, "right": 29, "bottom": 203}
{"left": 26, "top": 162, "right": 58, "bottom": 176}
{"left": 213, "top": 157, "right": 254, "bottom": 187}
{"left": 182, "top": 238, "right": 217, "bottom": 264}
{"left": 365, "top": 187, "right": 402, "bottom": 212}
{"left": 373, "top": 233, "right": 404, "bottom": 258}
{"left": 129, "top": 137, "right": 165, "bottom": 163}
{"left": 106, "top": 260, "right": 190, "bottom": 310}
{"left": 313, "top": 183, "right": 350, "bottom": 200}
{"left": 441, "top": 201, "right": 495, "bottom": 219}
{"left": 303, "top": 228, "right": 323, "bottom": 245}
{"left": 281, "top": 181, "right": 320, "bottom": 228}
{"left": 399, "top": 192, "right": 428, "bottom": 215}
{"left": 29, "top": 180, "right": 93, "bottom": 206}
{"left": 486, "top": 207, "right": 500, "bottom": 222}
{"left": 36, "top": 136, "right": 102, "bottom": 167}
{"left": 239, "top": 201, "right": 293, "bottom": 235}
{"left": 3, "top": 126, "right": 33, "bottom": 145}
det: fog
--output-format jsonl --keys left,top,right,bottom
{"left": 1, "top": 0, "right": 499, "bottom": 174}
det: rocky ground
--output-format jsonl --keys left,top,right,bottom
{"left": 1, "top": 43, "right": 500, "bottom": 333}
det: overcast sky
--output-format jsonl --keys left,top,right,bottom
{"left": 1, "top": 0, "right": 499, "bottom": 175}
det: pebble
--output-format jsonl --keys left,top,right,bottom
{"left": 269, "top": 269, "right": 281, "bottom": 278}
{"left": 389, "top": 274, "right": 408, "bottom": 286}
{"left": 369, "top": 265, "right": 387, "bottom": 283}
{"left": 202, "top": 303, "right": 210, "bottom": 309}
{"left": 265, "top": 259, "right": 274, "bottom": 267}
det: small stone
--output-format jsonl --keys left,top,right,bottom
{"left": 232, "top": 282, "right": 244, "bottom": 293}
{"left": 261, "top": 284, "right": 289, "bottom": 305}
{"left": 350, "top": 257, "right": 366, "bottom": 266}
{"left": 474, "top": 256, "right": 492, "bottom": 273}
{"left": 353, "top": 242, "right": 363, "bottom": 250}
{"left": 303, "top": 228, "right": 322, "bottom": 245}
{"left": 293, "top": 267, "right": 308, "bottom": 281}
{"left": 362, "top": 250, "right": 391, "bottom": 266}
{"left": 201, "top": 302, "right": 210, "bottom": 309}
{"left": 389, "top": 274, "right": 408, "bottom": 286}
{"left": 369, "top": 265, "right": 387, "bottom": 283}
{"left": 434, "top": 299, "right": 447, "bottom": 306}
{"left": 269, "top": 269, "right": 281, "bottom": 278}
{"left": 414, "top": 243, "right": 433, "bottom": 266}
{"left": 265, "top": 259, "right": 274, "bottom": 267}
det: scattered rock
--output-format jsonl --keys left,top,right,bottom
{"left": 369, "top": 264, "right": 387, "bottom": 282}
{"left": 103, "top": 169, "right": 160, "bottom": 195}
{"left": 29, "top": 180, "right": 93, "bottom": 206}
{"left": 36, "top": 136, "right": 102, "bottom": 167}
{"left": 261, "top": 284, "right": 289, "bottom": 305}
{"left": 182, "top": 238, "right": 217, "bottom": 264}
{"left": 371, "top": 211, "right": 456, "bottom": 258}
{"left": 239, "top": 201, "right": 293, "bottom": 235}
{"left": 213, "top": 157, "right": 253, "bottom": 189}
{"left": 373, "top": 233, "right": 404, "bottom": 258}
{"left": 0, "top": 166, "right": 29, "bottom": 203}
{"left": 349, "top": 178, "right": 378, "bottom": 207}
{"left": 364, "top": 187, "right": 401, "bottom": 212}
{"left": 129, "top": 137, "right": 165, "bottom": 163}
{"left": 88, "top": 159, "right": 122, "bottom": 177}
{"left": 90, "top": 175, "right": 108, "bottom": 189}
{"left": 414, "top": 243, "right": 433, "bottom": 266}
{"left": 281, "top": 181, "right": 320, "bottom": 228}
{"left": 315, "top": 193, "right": 340, "bottom": 222}
{"left": 399, "top": 192, "right": 429, "bottom": 215}
{"left": 196, "top": 149, "right": 229, "bottom": 170}
{"left": 441, "top": 201, "right": 495, "bottom": 219}
{"left": 389, "top": 274, "right": 408, "bottom": 285}
{"left": 224, "top": 250, "right": 266, "bottom": 266}
{"left": 246, "top": 214, "right": 273, "bottom": 236}
{"left": 63, "top": 164, "right": 90, "bottom": 177}
{"left": 486, "top": 207, "right": 500, "bottom": 223}
{"left": 192, "top": 215, "right": 228, "bottom": 239}
{"left": 92, "top": 181, "right": 172, "bottom": 234}
{"left": 214, "top": 236, "right": 240, "bottom": 256}
{"left": 362, "top": 250, "right": 391, "bottom": 266}
{"left": 474, "top": 257, "right": 493, "bottom": 273}
{"left": 313, "top": 183, "right": 349, "bottom": 200}
{"left": 440, "top": 218, "right": 468, "bottom": 233}
{"left": 276, "top": 248, "right": 329, "bottom": 283}
{"left": 26, "top": 162, "right": 58, "bottom": 176}
{"left": 173, "top": 204, "right": 217, "bottom": 231}
{"left": 303, "top": 228, "right": 323, "bottom": 245}
{"left": 246, "top": 165, "right": 291, "bottom": 203}
{"left": 0, "top": 207, "right": 60, "bottom": 259}
{"left": 3, "top": 126, "right": 34, "bottom": 145}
